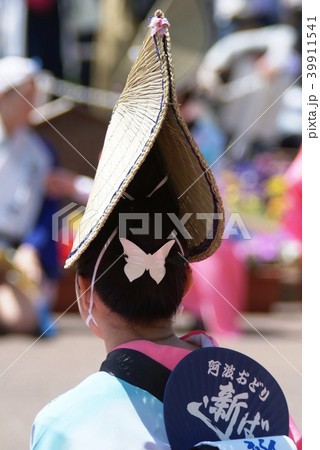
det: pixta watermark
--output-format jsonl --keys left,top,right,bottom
{"left": 52, "top": 204, "right": 251, "bottom": 245}
{"left": 52, "top": 202, "right": 85, "bottom": 245}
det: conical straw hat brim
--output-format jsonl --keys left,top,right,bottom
{"left": 65, "top": 14, "right": 224, "bottom": 269}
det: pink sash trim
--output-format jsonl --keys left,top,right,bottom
{"left": 288, "top": 416, "right": 302, "bottom": 449}
{"left": 113, "top": 331, "right": 217, "bottom": 370}
{"left": 113, "top": 331, "right": 217, "bottom": 371}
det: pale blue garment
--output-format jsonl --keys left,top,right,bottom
{"left": 31, "top": 371, "right": 170, "bottom": 450}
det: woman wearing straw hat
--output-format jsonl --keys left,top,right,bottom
{"left": 30, "top": 11, "right": 301, "bottom": 449}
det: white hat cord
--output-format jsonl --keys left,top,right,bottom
{"left": 85, "top": 176, "right": 184, "bottom": 328}
{"left": 86, "top": 227, "right": 118, "bottom": 327}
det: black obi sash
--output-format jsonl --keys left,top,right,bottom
{"left": 100, "top": 348, "right": 171, "bottom": 402}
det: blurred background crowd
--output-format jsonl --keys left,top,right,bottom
{"left": 0, "top": 0, "right": 302, "bottom": 337}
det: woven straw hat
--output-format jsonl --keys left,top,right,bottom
{"left": 65, "top": 10, "right": 224, "bottom": 269}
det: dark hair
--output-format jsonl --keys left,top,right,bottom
{"left": 76, "top": 151, "right": 189, "bottom": 325}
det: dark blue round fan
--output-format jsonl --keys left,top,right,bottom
{"left": 163, "top": 347, "right": 289, "bottom": 450}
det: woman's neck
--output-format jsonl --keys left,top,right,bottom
{"left": 101, "top": 319, "right": 175, "bottom": 352}
{"left": 101, "top": 319, "right": 200, "bottom": 353}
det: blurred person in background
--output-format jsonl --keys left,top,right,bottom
{"left": 196, "top": 1, "right": 301, "bottom": 160}
{"left": 0, "top": 56, "right": 60, "bottom": 336}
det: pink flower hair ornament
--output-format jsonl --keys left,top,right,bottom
{"left": 149, "top": 16, "right": 170, "bottom": 37}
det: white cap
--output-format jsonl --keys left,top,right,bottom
{"left": 0, "top": 56, "right": 40, "bottom": 95}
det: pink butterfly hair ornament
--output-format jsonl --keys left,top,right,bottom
{"left": 149, "top": 13, "right": 170, "bottom": 37}
{"left": 120, "top": 238, "right": 175, "bottom": 284}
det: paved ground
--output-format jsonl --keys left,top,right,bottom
{"left": 0, "top": 302, "right": 302, "bottom": 450}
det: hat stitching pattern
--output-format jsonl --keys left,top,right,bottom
{"left": 66, "top": 35, "right": 168, "bottom": 264}
{"left": 160, "top": 35, "right": 225, "bottom": 261}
